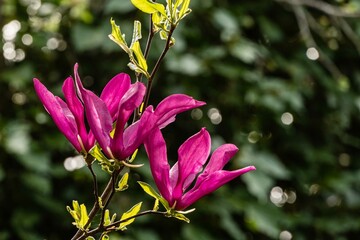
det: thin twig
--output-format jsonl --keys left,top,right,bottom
{"left": 77, "top": 210, "right": 167, "bottom": 239}
{"left": 143, "top": 25, "right": 176, "bottom": 109}
{"left": 71, "top": 168, "right": 122, "bottom": 240}
{"left": 87, "top": 163, "right": 99, "bottom": 209}
{"left": 335, "top": 17, "right": 360, "bottom": 54}
{"left": 292, "top": 5, "right": 343, "bottom": 80}
{"left": 99, "top": 170, "right": 120, "bottom": 229}
{"left": 276, "top": 0, "right": 360, "bottom": 18}
{"left": 133, "top": 13, "right": 156, "bottom": 122}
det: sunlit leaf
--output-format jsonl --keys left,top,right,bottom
{"left": 67, "top": 201, "right": 90, "bottom": 230}
{"left": 178, "top": 0, "right": 190, "bottom": 20}
{"left": 118, "top": 202, "right": 142, "bottom": 230}
{"left": 79, "top": 204, "right": 89, "bottom": 229}
{"left": 129, "top": 149, "right": 139, "bottom": 163}
{"left": 109, "top": 18, "right": 130, "bottom": 54}
{"left": 153, "top": 198, "right": 159, "bottom": 211}
{"left": 101, "top": 234, "right": 110, "bottom": 240}
{"left": 131, "top": 0, "right": 166, "bottom": 16}
{"left": 116, "top": 172, "right": 129, "bottom": 191}
{"left": 138, "top": 181, "right": 170, "bottom": 210}
{"left": 89, "top": 145, "right": 111, "bottom": 165}
{"left": 131, "top": 41, "right": 148, "bottom": 72}
{"left": 103, "top": 209, "right": 116, "bottom": 226}
{"left": 152, "top": 12, "right": 164, "bottom": 32}
{"left": 130, "top": 20, "right": 142, "bottom": 48}
{"left": 172, "top": 211, "right": 190, "bottom": 223}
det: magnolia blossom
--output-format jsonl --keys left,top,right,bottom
{"left": 33, "top": 64, "right": 129, "bottom": 153}
{"left": 75, "top": 68, "right": 205, "bottom": 161}
{"left": 144, "top": 128, "right": 256, "bottom": 210}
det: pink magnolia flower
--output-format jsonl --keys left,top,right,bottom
{"left": 144, "top": 128, "right": 256, "bottom": 210}
{"left": 33, "top": 64, "right": 129, "bottom": 153}
{"left": 76, "top": 69, "right": 206, "bottom": 160}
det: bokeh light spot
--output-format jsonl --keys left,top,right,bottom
{"left": 338, "top": 153, "right": 350, "bottom": 167}
{"left": 22, "top": 34, "right": 33, "bottom": 45}
{"left": 281, "top": 112, "right": 294, "bottom": 125}
{"left": 207, "top": 108, "right": 222, "bottom": 125}
{"left": 2, "top": 20, "right": 21, "bottom": 41}
{"left": 247, "top": 131, "right": 262, "bottom": 143}
{"left": 64, "top": 155, "right": 86, "bottom": 171}
{"left": 191, "top": 108, "right": 203, "bottom": 120}
{"left": 279, "top": 230, "right": 292, "bottom": 240}
{"left": 306, "top": 47, "right": 319, "bottom": 60}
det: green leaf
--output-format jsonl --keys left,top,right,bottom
{"left": 130, "top": 20, "right": 142, "bottom": 48}
{"left": 152, "top": 12, "right": 164, "bottom": 32}
{"left": 138, "top": 181, "right": 170, "bottom": 210}
{"left": 131, "top": 41, "right": 148, "bottom": 72}
{"left": 101, "top": 235, "right": 110, "bottom": 240}
{"left": 153, "top": 198, "right": 159, "bottom": 211}
{"left": 131, "top": 0, "right": 166, "bottom": 16}
{"left": 129, "top": 149, "right": 138, "bottom": 163}
{"left": 103, "top": 209, "right": 116, "bottom": 226}
{"left": 79, "top": 204, "right": 89, "bottom": 229}
{"left": 89, "top": 145, "right": 110, "bottom": 164}
{"left": 108, "top": 18, "right": 130, "bottom": 54}
{"left": 118, "top": 202, "right": 142, "bottom": 230}
{"left": 116, "top": 172, "right": 129, "bottom": 192}
{"left": 98, "top": 197, "right": 104, "bottom": 209}
{"left": 67, "top": 201, "right": 90, "bottom": 230}
{"left": 178, "top": 0, "right": 190, "bottom": 20}
{"left": 103, "top": 209, "right": 111, "bottom": 226}
{"left": 86, "top": 237, "right": 95, "bottom": 240}
{"left": 173, "top": 211, "right": 190, "bottom": 223}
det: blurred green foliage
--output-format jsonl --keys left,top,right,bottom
{"left": 1, "top": 0, "right": 360, "bottom": 239}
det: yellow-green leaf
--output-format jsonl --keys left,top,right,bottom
{"left": 109, "top": 18, "right": 130, "bottom": 54}
{"left": 131, "top": 41, "right": 148, "bottom": 72}
{"left": 153, "top": 198, "right": 159, "bottom": 211}
{"left": 130, "top": 20, "right": 142, "bottom": 49}
{"left": 103, "top": 209, "right": 117, "bottom": 226}
{"left": 118, "top": 202, "right": 142, "bottom": 230}
{"left": 152, "top": 12, "right": 163, "bottom": 33}
{"left": 174, "top": 0, "right": 184, "bottom": 9}
{"left": 79, "top": 204, "right": 89, "bottom": 229}
{"left": 101, "top": 235, "right": 110, "bottom": 240}
{"left": 178, "top": 0, "right": 190, "bottom": 19}
{"left": 89, "top": 145, "right": 110, "bottom": 164}
{"left": 127, "top": 62, "right": 148, "bottom": 77}
{"left": 138, "top": 181, "right": 170, "bottom": 210}
{"left": 173, "top": 212, "right": 190, "bottom": 223}
{"left": 129, "top": 149, "right": 139, "bottom": 163}
{"left": 67, "top": 200, "right": 80, "bottom": 222}
{"left": 116, "top": 172, "right": 129, "bottom": 191}
{"left": 131, "top": 0, "right": 166, "bottom": 16}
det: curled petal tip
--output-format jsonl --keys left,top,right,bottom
{"left": 248, "top": 165, "right": 256, "bottom": 171}
{"left": 196, "top": 100, "right": 206, "bottom": 106}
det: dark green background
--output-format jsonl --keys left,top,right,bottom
{"left": 1, "top": 0, "right": 360, "bottom": 239}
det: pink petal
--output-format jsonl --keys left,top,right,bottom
{"left": 144, "top": 128, "right": 172, "bottom": 204}
{"left": 118, "top": 107, "right": 157, "bottom": 159}
{"left": 194, "top": 144, "right": 238, "bottom": 189}
{"left": 62, "top": 77, "right": 90, "bottom": 150}
{"left": 154, "top": 94, "right": 206, "bottom": 129}
{"left": 178, "top": 166, "right": 256, "bottom": 210}
{"left": 112, "top": 82, "right": 146, "bottom": 157}
{"left": 172, "top": 128, "right": 211, "bottom": 201}
{"left": 100, "top": 73, "right": 131, "bottom": 120}
{"left": 33, "top": 78, "right": 82, "bottom": 152}
{"left": 83, "top": 90, "right": 113, "bottom": 157}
